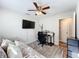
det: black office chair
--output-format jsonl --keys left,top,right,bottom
{"left": 38, "top": 32, "right": 47, "bottom": 47}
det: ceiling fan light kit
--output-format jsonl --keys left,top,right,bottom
{"left": 36, "top": 11, "right": 43, "bottom": 15}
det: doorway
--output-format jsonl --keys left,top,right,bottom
{"left": 59, "top": 18, "right": 73, "bottom": 43}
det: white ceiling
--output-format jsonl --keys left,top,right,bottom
{"left": 0, "top": 0, "right": 78, "bottom": 16}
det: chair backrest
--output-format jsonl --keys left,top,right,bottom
{"left": 38, "top": 31, "right": 46, "bottom": 41}
{"left": 38, "top": 32, "right": 43, "bottom": 37}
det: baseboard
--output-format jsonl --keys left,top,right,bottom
{"left": 59, "top": 41, "right": 67, "bottom": 44}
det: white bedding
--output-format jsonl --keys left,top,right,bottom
{"left": 0, "top": 39, "right": 45, "bottom": 58}
{"left": 0, "top": 47, "right": 7, "bottom": 58}
{"left": 15, "top": 41, "right": 45, "bottom": 58}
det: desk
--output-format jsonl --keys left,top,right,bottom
{"left": 38, "top": 31, "right": 55, "bottom": 46}
{"left": 46, "top": 32, "right": 55, "bottom": 46}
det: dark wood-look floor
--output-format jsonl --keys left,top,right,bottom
{"left": 59, "top": 41, "right": 67, "bottom": 58}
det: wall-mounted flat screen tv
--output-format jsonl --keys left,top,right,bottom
{"left": 22, "top": 19, "right": 35, "bottom": 29}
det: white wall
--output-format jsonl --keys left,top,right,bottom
{"left": 0, "top": 8, "right": 75, "bottom": 45}
{"left": 38, "top": 11, "right": 73, "bottom": 45}
{"left": 0, "top": 9, "right": 39, "bottom": 44}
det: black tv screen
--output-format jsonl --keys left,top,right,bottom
{"left": 22, "top": 20, "right": 35, "bottom": 29}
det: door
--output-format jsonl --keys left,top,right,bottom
{"left": 59, "top": 18, "right": 73, "bottom": 43}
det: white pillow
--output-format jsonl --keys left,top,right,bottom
{"left": 15, "top": 41, "right": 29, "bottom": 57}
{"left": 7, "top": 44, "right": 23, "bottom": 58}
{"left": 0, "top": 47, "right": 7, "bottom": 58}
{"left": 1, "top": 39, "right": 14, "bottom": 50}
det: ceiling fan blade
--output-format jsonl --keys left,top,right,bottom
{"left": 42, "top": 6, "right": 50, "bottom": 10}
{"left": 41, "top": 11, "right": 46, "bottom": 14}
{"left": 33, "top": 2, "right": 39, "bottom": 9}
{"left": 28, "top": 10, "right": 36, "bottom": 11}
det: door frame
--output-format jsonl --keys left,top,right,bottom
{"left": 59, "top": 19, "right": 62, "bottom": 42}
{"left": 59, "top": 17, "right": 73, "bottom": 42}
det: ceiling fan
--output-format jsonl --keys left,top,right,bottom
{"left": 28, "top": 2, "right": 50, "bottom": 15}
